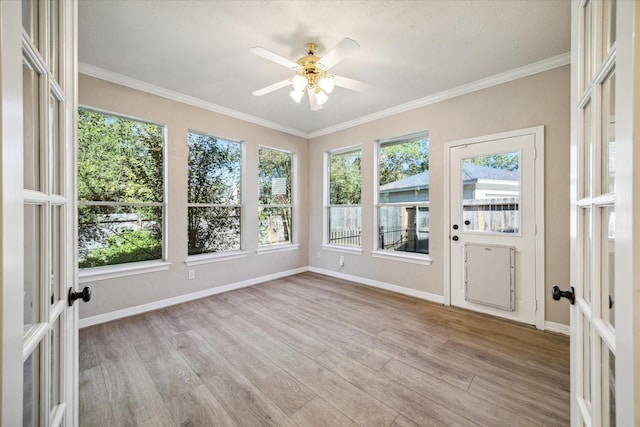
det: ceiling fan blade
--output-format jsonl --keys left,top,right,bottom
{"left": 317, "top": 38, "right": 359, "bottom": 70}
{"left": 250, "top": 46, "right": 301, "bottom": 71}
{"left": 252, "top": 79, "right": 291, "bottom": 96}
{"left": 333, "top": 75, "right": 370, "bottom": 92}
{"left": 308, "top": 88, "right": 323, "bottom": 111}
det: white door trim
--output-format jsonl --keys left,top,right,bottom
{"left": 443, "top": 126, "right": 545, "bottom": 330}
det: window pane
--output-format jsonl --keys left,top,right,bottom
{"left": 461, "top": 153, "right": 520, "bottom": 233}
{"left": 582, "top": 100, "right": 593, "bottom": 198}
{"left": 50, "top": 94, "right": 62, "bottom": 195}
{"left": 330, "top": 150, "right": 361, "bottom": 205}
{"left": 379, "top": 206, "right": 429, "bottom": 254}
{"left": 583, "top": 0, "right": 593, "bottom": 89}
{"left": 379, "top": 137, "right": 429, "bottom": 203}
{"left": 603, "top": 345, "right": 616, "bottom": 426}
{"left": 259, "top": 207, "right": 292, "bottom": 246}
{"left": 602, "top": 206, "right": 615, "bottom": 327}
{"left": 329, "top": 206, "right": 361, "bottom": 247}
{"left": 24, "top": 204, "right": 41, "bottom": 331}
{"left": 583, "top": 207, "right": 592, "bottom": 304}
{"left": 188, "top": 132, "right": 241, "bottom": 205}
{"left": 78, "top": 110, "right": 164, "bottom": 204}
{"left": 50, "top": 205, "right": 61, "bottom": 304}
{"left": 23, "top": 347, "right": 40, "bottom": 427}
{"left": 601, "top": 70, "right": 616, "bottom": 194}
{"left": 78, "top": 205, "right": 163, "bottom": 268}
{"left": 259, "top": 148, "right": 292, "bottom": 205}
{"left": 188, "top": 206, "right": 240, "bottom": 255}
{"left": 582, "top": 316, "right": 592, "bottom": 410}
{"left": 23, "top": 60, "right": 41, "bottom": 192}
{"left": 49, "top": 0, "right": 60, "bottom": 80}
{"left": 22, "top": 0, "right": 38, "bottom": 46}
{"left": 50, "top": 320, "right": 61, "bottom": 410}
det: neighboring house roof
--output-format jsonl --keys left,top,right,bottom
{"left": 380, "top": 164, "right": 518, "bottom": 192}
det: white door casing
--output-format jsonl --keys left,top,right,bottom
{"left": 445, "top": 126, "right": 545, "bottom": 329}
{"left": 1, "top": 1, "right": 79, "bottom": 426}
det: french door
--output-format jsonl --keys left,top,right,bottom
{"left": 570, "top": 0, "right": 638, "bottom": 425}
{"left": 1, "top": 0, "right": 78, "bottom": 426}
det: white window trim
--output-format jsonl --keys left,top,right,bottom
{"left": 77, "top": 108, "right": 168, "bottom": 270}
{"left": 374, "top": 131, "right": 431, "bottom": 260}
{"left": 325, "top": 146, "right": 363, "bottom": 248}
{"left": 187, "top": 131, "right": 243, "bottom": 256}
{"left": 258, "top": 146, "right": 295, "bottom": 248}
{"left": 79, "top": 260, "right": 171, "bottom": 283}
{"left": 185, "top": 250, "right": 249, "bottom": 266}
{"left": 256, "top": 243, "right": 300, "bottom": 255}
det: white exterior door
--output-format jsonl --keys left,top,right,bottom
{"left": 568, "top": 0, "right": 639, "bottom": 425}
{"left": 1, "top": 1, "right": 79, "bottom": 426}
{"left": 447, "top": 127, "right": 544, "bottom": 327}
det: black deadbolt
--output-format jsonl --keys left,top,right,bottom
{"left": 452, "top": 236, "right": 459, "bottom": 241}
{"left": 453, "top": 224, "right": 459, "bottom": 230}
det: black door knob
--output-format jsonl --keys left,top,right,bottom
{"left": 551, "top": 285, "right": 575, "bottom": 305}
{"left": 452, "top": 236, "right": 459, "bottom": 241}
{"left": 68, "top": 286, "right": 91, "bottom": 306}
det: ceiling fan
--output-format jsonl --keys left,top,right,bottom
{"left": 250, "top": 38, "right": 369, "bottom": 111}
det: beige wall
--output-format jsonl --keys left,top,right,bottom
{"left": 79, "top": 66, "right": 571, "bottom": 326}
{"left": 308, "top": 66, "right": 571, "bottom": 325}
{"left": 78, "top": 74, "right": 310, "bottom": 318}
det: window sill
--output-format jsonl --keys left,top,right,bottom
{"left": 321, "top": 244, "right": 363, "bottom": 255}
{"left": 185, "top": 250, "right": 249, "bottom": 266}
{"left": 257, "top": 243, "right": 300, "bottom": 255}
{"left": 371, "top": 250, "right": 432, "bottom": 265}
{"left": 79, "top": 260, "right": 171, "bottom": 283}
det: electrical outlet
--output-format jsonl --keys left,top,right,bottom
{"left": 188, "top": 270, "right": 195, "bottom": 280}
{"left": 339, "top": 255, "right": 344, "bottom": 267}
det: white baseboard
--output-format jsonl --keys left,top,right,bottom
{"left": 308, "top": 266, "right": 445, "bottom": 305}
{"left": 544, "top": 321, "right": 570, "bottom": 335}
{"left": 79, "top": 267, "right": 307, "bottom": 328}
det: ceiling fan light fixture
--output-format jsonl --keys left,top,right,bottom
{"left": 289, "top": 89, "right": 304, "bottom": 103}
{"left": 315, "top": 89, "right": 329, "bottom": 105}
{"left": 292, "top": 75, "right": 307, "bottom": 91}
{"left": 318, "top": 75, "right": 335, "bottom": 94}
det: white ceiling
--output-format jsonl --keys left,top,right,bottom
{"left": 78, "top": 0, "right": 571, "bottom": 138}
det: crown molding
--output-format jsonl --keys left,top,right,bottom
{"left": 80, "top": 52, "right": 569, "bottom": 140}
{"left": 306, "top": 52, "right": 571, "bottom": 139}
{"left": 78, "top": 62, "right": 308, "bottom": 139}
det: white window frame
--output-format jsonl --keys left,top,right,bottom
{"left": 185, "top": 130, "right": 245, "bottom": 264}
{"left": 77, "top": 107, "right": 169, "bottom": 282}
{"left": 256, "top": 145, "right": 298, "bottom": 252}
{"left": 372, "top": 131, "right": 431, "bottom": 265}
{"left": 323, "top": 145, "right": 363, "bottom": 253}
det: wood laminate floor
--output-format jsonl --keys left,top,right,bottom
{"left": 79, "top": 272, "right": 570, "bottom": 427}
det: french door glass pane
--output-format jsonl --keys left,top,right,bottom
{"left": 50, "top": 320, "right": 60, "bottom": 410}
{"left": 23, "top": 347, "right": 40, "bottom": 427}
{"left": 601, "top": 70, "right": 616, "bottom": 194}
{"left": 51, "top": 205, "right": 61, "bottom": 304}
{"left": 604, "top": 0, "right": 617, "bottom": 52}
{"left": 461, "top": 152, "right": 520, "bottom": 234}
{"left": 24, "top": 204, "right": 42, "bottom": 331}
{"left": 582, "top": 208, "right": 592, "bottom": 304}
{"left": 582, "top": 101, "right": 592, "bottom": 198}
{"left": 49, "top": 1, "right": 60, "bottom": 80}
{"left": 21, "top": 0, "right": 38, "bottom": 47}
{"left": 583, "top": 0, "right": 593, "bottom": 89}
{"left": 23, "top": 60, "right": 42, "bottom": 192}
{"left": 602, "top": 206, "right": 615, "bottom": 327}
{"left": 602, "top": 343, "right": 616, "bottom": 426}
{"left": 582, "top": 315, "right": 592, "bottom": 410}
{"left": 50, "top": 95, "right": 62, "bottom": 195}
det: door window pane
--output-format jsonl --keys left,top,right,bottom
{"left": 583, "top": 0, "right": 593, "bottom": 89}
{"left": 602, "top": 206, "right": 615, "bottom": 327}
{"left": 50, "top": 95, "right": 62, "bottom": 195}
{"left": 50, "top": 205, "right": 61, "bottom": 304}
{"left": 24, "top": 204, "right": 41, "bottom": 331}
{"left": 22, "top": 0, "right": 39, "bottom": 47}
{"left": 582, "top": 100, "right": 593, "bottom": 198}
{"left": 601, "top": 70, "right": 616, "bottom": 194}
{"left": 582, "top": 208, "right": 592, "bottom": 304}
{"left": 23, "top": 60, "right": 41, "bottom": 192}
{"left": 461, "top": 152, "right": 520, "bottom": 234}
{"left": 23, "top": 347, "right": 40, "bottom": 427}
{"left": 602, "top": 343, "right": 616, "bottom": 426}
{"left": 582, "top": 316, "right": 592, "bottom": 411}
{"left": 604, "top": 0, "right": 617, "bottom": 53}
{"left": 49, "top": 1, "right": 60, "bottom": 79}
{"left": 50, "top": 321, "right": 60, "bottom": 410}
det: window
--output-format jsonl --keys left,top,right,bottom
{"left": 187, "top": 131, "right": 242, "bottom": 255}
{"left": 377, "top": 132, "right": 430, "bottom": 254}
{"left": 327, "top": 147, "right": 362, "bottom": 247}
{"left": 258, "top": 147, "right": 293, "bottom": 246}
{"left": 77, "top": 109, "right": 164, "bottom": 268}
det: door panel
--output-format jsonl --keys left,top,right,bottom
{"left": 2, "top": 0, "right": 78, "bottom": 425}
{"left": 449, "top": 130, "right": 541, "bottom": 326}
